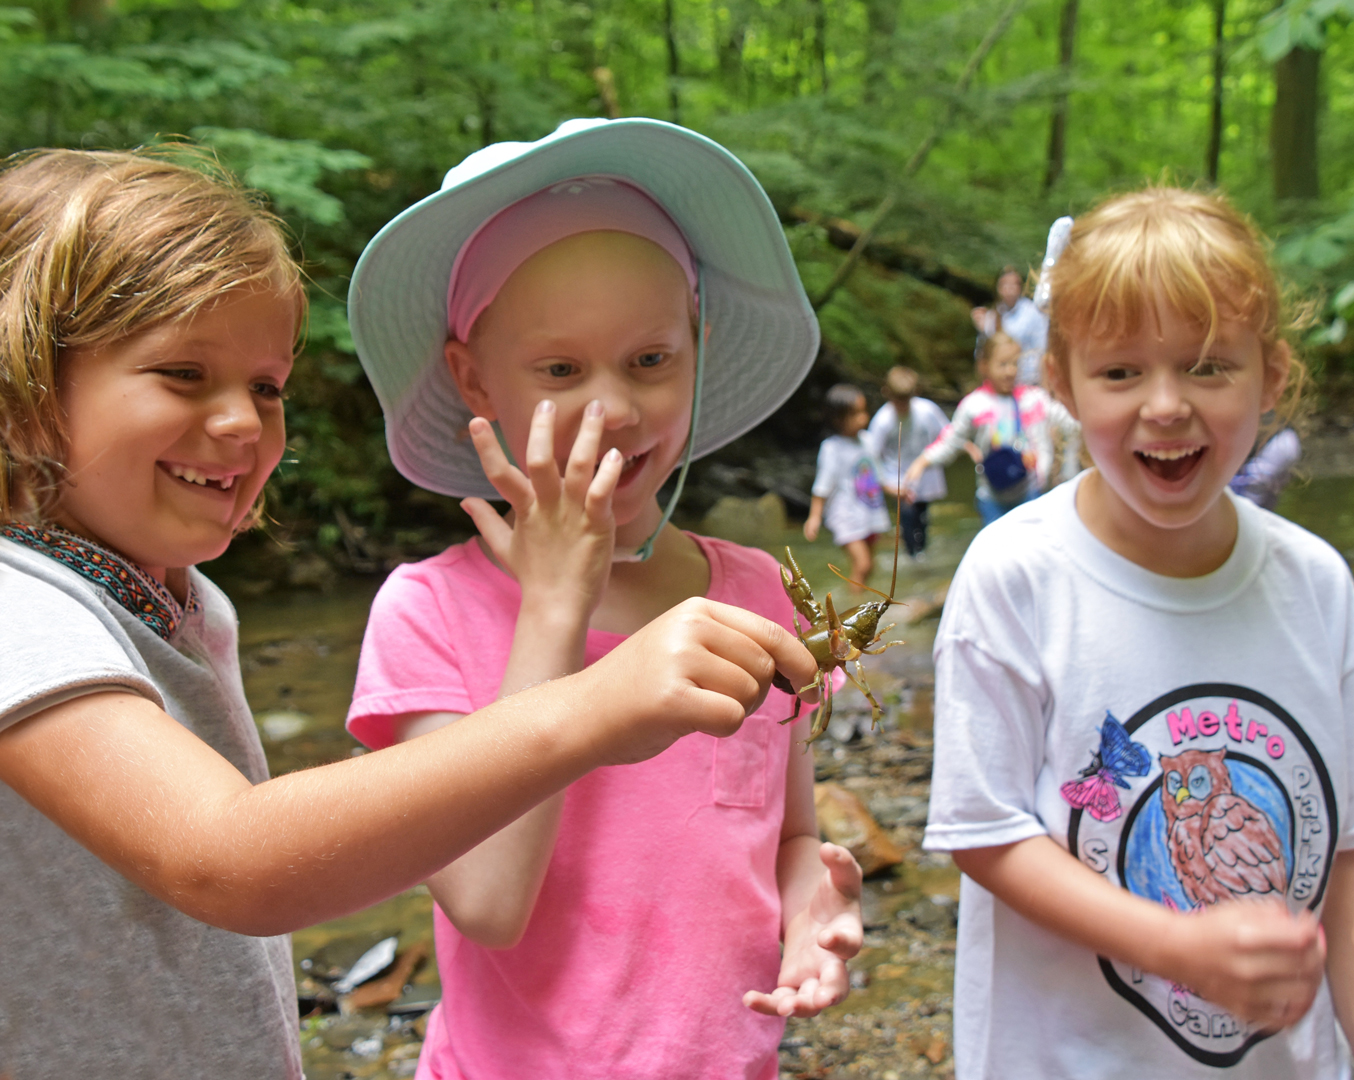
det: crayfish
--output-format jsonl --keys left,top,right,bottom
{"left": 772, "top": 432, "right": 909, "bottom": 743}
{"left": 772, "top": 547, "right": 907, "bottom": 742}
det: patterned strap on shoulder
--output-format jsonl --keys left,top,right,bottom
{"left": 0, "top": 522, "right": 200, "bottom": 640}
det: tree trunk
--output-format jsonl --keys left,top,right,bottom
{"left": 1271, "top": 45, "right": 1320, "bottom": 201}
{"left": 809, "top": 0, "right": 829, "bottom": 91}
{"left": 862, "top": 0, "right": 898, "bottom": 104}
{"left": 1205, "top": 0, "right": 1225, "bottom": 183}
{"left": 664, "top": 0, "right": 681, "bottom": 124}
{"left": 1041, "top": 0, "right": 1078, "bottom": 193}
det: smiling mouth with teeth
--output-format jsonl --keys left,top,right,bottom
{"left": 166, "top": 463, "right": 236, "bottom": 491}
{"left": 1135, "top": 446, "right": 1204, "bottom": 482}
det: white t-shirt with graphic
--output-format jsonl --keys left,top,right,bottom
{"left": 811, "top": 433, "right": 892, "bottom": 546}
{"left": 924, "top": 475, "right": 1354, "bottom": 1079}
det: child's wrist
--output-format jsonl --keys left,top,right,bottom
{"left": 1137, "top": 903, "right": 1186, "bottom": 981}
{"left": 516, "top": 594, "right": 594, "bottom": 638}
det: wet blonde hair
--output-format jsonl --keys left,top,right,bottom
{"left": 0, "top": 147, "right": 302, "bottom": 523}
{"left": 1043, "top": 186, "right": 1304, "bottom": 422}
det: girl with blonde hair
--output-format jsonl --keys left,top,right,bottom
{"left": 923, "top": 186, "right": 1354, "bottom": 1078}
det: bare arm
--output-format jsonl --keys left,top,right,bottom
{"left": 804, "top": 496, "right": 825, "bottom": 542}
{"left": 396, "top": 597, "right": 585, "bottom": 948}
{"left": 906, "top": 405, "right": 976, "bottom": 488}
{"left": 392, "top": 399, "right": 611, "bottom": 947}
{"left": 1322, "top": 850, "right": 1354, "bottom": 1040}
{"left": 0, "top": 597, "right": 818, "bottom": 937}
{"left": 954, "top": 835, "right": 1325, "bottom": 1029}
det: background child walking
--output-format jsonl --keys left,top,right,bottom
{"left": 805, "top": 382, "right": 892, "bottom": 587}
{"left": 345, "top": 118, "right": 864, "bottom": 1080}
{"left": 904, "top": 331, "right": 1080, "bottom": 524}
{"left": 867, "top": 365, "right": 949, "bottom": 560}
{"left": 0, "top": 148, "right": 817, "bottom": 1078}
{"left": 923, "top": 187, "right": 1354, "bottom": 1078}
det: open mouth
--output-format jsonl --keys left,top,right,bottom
{"left": 162, "top": 463, "right": 237, "bottom": 492}
{"left": 614, "top": 450, "right": 649, "bottom": 486}
{"left": 1135, "top": 446, "right": 1204, "bottom": 484}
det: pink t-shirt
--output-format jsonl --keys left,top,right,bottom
{"left": 347, "top": 534, "right": 799, "bottom": 1080}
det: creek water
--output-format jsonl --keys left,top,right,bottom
{"left": 206, "top": 465, "right": 1354, "bottom": 1078}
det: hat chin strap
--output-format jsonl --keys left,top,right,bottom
{"left": 613, "top": 265, "right": 706, "bottom": 564}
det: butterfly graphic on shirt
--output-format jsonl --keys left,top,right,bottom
{"left": 1061, "top": 712, "right": 1152, "bottom": 823}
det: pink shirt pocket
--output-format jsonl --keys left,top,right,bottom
{"left": 712, "top": 711, "right": 774, "bottom": 808}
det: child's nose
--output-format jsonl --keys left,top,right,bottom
{"left": 205, "top": 387, "right": 264, "bottom": 441}
{"left": 1140, "top": 372, "right": 1191, "bottom": 424}
{"left": 594, "top": 379, "right": 641, "bottom": 429}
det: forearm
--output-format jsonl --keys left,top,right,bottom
{"left": 2, "top": 597, "right": 815, "bottom": 940}
{"left": 1323, "top": 851, "right": 1354, "bottom": 1040}
{"left": 413, "top": 596, "right": 589, "bottom": 946}
{"left": 778, "top": 832, "right": 829, "bottom": 934}
{"left": 954, "top": 835, "right": 1187, "bottom": 978}
{"left": 921, "top": 417, "right": 973, "bottom": 469}
{"left": 1, "top": 683, "right": 605, "bottom": 936}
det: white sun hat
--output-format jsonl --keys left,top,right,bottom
{"left": 348, "top": 117, "right": 820, "bottom": 504}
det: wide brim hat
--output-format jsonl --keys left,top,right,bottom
{"left": 348, "top": 117, "right": 820, "bottom": 499}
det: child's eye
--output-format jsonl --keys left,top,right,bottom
{"left": 158, "top": 367, "right": 201, "bottom": 382}
{"left": 1186, "top": 357, "right": 1227, "bottom": 377}
{"left": 544, "top": 362, "right": 577, "bottom": 379}
{"left": 634, "top": 352, "right": 666, "bottom": 369}
{"left": 1103, "top": 366, "right": 1136, "bottom": 382}
{"left": 252, "top": 381, "right": 287, "bottom": 401}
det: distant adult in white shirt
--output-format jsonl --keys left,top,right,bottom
{"left": 866, "top": 366, "right": 948, "bottom": 559}
{"left": 971, "top": 265, "right": 1048, "bottom": 387}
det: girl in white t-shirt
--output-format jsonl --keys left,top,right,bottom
{"left": 923, "top": 187, "right": 1354, "bottom": 1078}
{"left": 805, "top": 382, "right": 892, "bottom": 588}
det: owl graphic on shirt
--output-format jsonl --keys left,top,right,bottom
{"left": 1159, "top": 747, "right": 1287, "bottom": 907}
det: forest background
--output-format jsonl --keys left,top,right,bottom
{"left": 4, "top": 0, "right": 1354, "bottom": 560}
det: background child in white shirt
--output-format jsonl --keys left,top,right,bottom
{"left": 805, "top": 382, "right": 892, "bottom": 589}
{"left": 867, "top": 365, "right": 948, "bottom": 559}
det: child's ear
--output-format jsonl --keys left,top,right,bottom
{"left": 1043, "top": 352, "right": 1079, "bottom": 420}
{"left": 444, "top": 338, "right": 496, "bottom": 421}
{"left": 1260, "top": 339, "right": 1292, "bottom": 414}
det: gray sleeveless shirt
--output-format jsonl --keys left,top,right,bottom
{"left": 0, "top": 537, "right": 299, "bottom": 1079}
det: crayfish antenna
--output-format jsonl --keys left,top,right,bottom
{"left": 886, "top": 420, "right": 904, "bottom": 605}
{"left": 827, "top": 562, "right": 892, "bottom": 603}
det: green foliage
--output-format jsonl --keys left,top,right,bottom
{"left": 190, "top": 127, "right": 371, "bottom": 224}
{"left": 1252, "top": 0, "right": 1354, "bottom": 60}
{"left": 7, "top": 0, "right": 1354, "bottom": 542}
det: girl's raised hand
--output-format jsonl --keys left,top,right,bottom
{"left": 462, "top": 400, "right": 622, "bottom": 620}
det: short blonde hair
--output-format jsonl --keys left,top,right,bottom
{"left": 1043, "top": 186, "right": 1304, "bottom": 421}
{"left": 0, "top": 147, "right": 302, "bottom": 522}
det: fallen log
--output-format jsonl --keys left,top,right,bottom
{"left": 787, "top": 205, "right": 992, "bottom": 306}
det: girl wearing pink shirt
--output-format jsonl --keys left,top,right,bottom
{"left": 344, "top": 118, "right": 864, "bottom": 1080}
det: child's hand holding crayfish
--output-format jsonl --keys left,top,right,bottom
{"left": 462, "top": 398, "right": 621, "bottom": 630}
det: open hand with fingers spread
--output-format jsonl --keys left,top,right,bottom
{"left": 461, "top": 398, "right": 622, "bottom": 623}
{"left": 744, "top": 842, "right": 864, "bottom": 1018}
